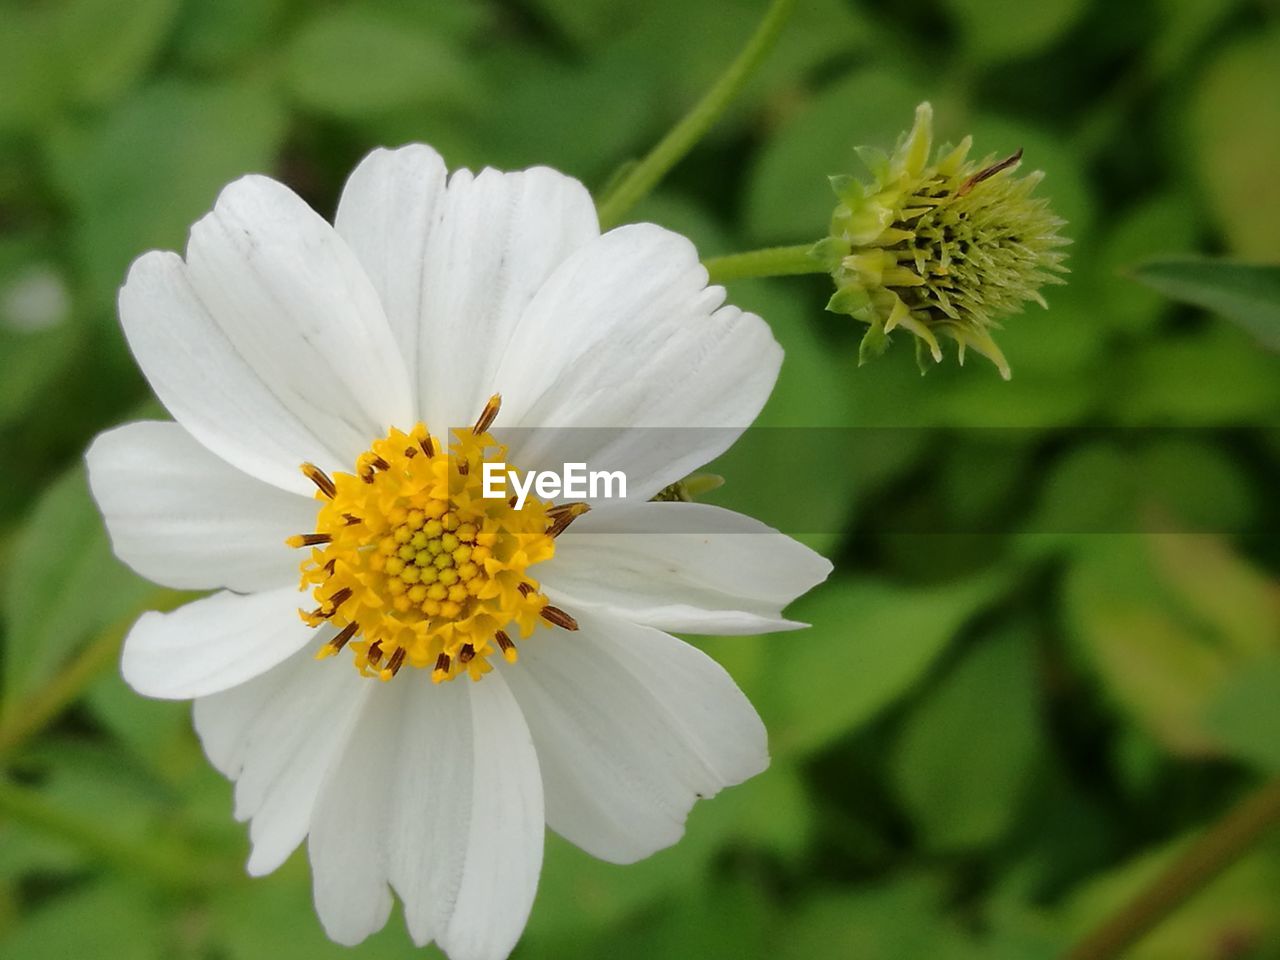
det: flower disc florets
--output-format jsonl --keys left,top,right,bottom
{"left": 815, "top": 101, "right": 1069, "bottom": 378}
{"left": 288, "top": 398, "right": 582, "bottom": 684}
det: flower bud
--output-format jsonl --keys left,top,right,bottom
{"left": 814, "top": 102, "right": 1069, "bottom": 378}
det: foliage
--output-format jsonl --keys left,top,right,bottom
{"left": 1, "top": 0, "right": 1278, "bottom": 957}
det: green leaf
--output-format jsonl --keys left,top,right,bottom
{"left": 942, "top": 0, "right": 1087, "bottom": 64}
{"left": 940, "top": 437, "right": 1036, "bottom": 532}
{"left": 210, "top": 869, "right": 419, "bottom": 960}
{"left": 1063, "top": 835, "right": 1280, "bottom": 958}
{"left": 1062, "top": 534, "right": 1279, "bottom": 757}
{"left": 1202, "top": 655, "right": 1280, "bottom": 773}
{"left": 284, "top": 7, "right": 479, "bottom": 120}
{"left": 1145, "top": 526, "right": 1279, "bottom": 660}
{"left": 1189, "top": 28, "right": 1280, "bottom": 259}
{"left": 49, "top": 0, "right": 179, "bottom": 109}
{"left": 45, "top": 79, "right": 288, "bottom": 305}
{"left": 0, "top": 465, "right": 153, "bottom": 709}
{"left": 1065, "top": 542, "right": 1225, "bottom": 756}
{"left": 1149, "top": 0, "right": 1242, "bottom": 76}
{"left": 624, "top": 0, "right": 873, "bottom": 132}
{"left": 1129, "top": 257, "right": 1280, "bottom": 352}
{"left": 522, "top": 0, "right": 645, "bottom": 49}
{"left": 1114, "top": 325, "right": 1280, "bottom": 425}
{"left": 0, "top": 326, "right": 81, "bottom": 429}
{"left": 697, "top": 758, "right": 814, "bottom": 859}
{"left": 892, "top": 627, "right": 1042, "bottom": 851}
{"left": 529, "top": 762, "right": 813, "bottom": 941}
{"left": 519, "top": 878, "right": 772, "bottom": 960}
{"left": 84, "top": 667, "right": 193, "bottom": 774}
{"left": 3, "top": 738, "right": 175, "bottom": 876}
{"left": 913, "top": 338, "right": 1101, "bottom": 427}
{"left": 170, "top": 0, "right": 290, "bottom": 71}
{"left": 475, "top": 44, "right": 663, "bottom": 183}
{"left": 1121, "top": 327, "right": 1280, "bottom": 424}
{"left": 592, "top": 881, "right": 771, "bottom": 960}
{"left": 0, "top": 881, "right": 167, "bottom": 960}
{"left": 0, "top": 0, "right": 177, "bottom": 132}
{"left": 1028, "top": 439, "right": 1256, "bottom": 539}
{"left": 0, "top": 10, "right": 61, "bottom": 133}
{"left": 763, "top": 573, "right": 1011, "bottom": 757}
{"left": 521, "top": 0, "right": 869, "bottom": 148}
{"left": 1098, "top": 195, "right": 1201, "bottom": 335}
{"left": 778, "top": 874, "right": 982, "bottom": 960}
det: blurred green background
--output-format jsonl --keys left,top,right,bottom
{"left": 2, "top": 0, "right": 1279, "bottom": 957}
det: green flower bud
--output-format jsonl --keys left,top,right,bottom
{"left": 816, "top": 102, "right": 1069, "bottom": 379}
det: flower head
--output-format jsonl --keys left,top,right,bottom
{"left": 815, "top": 102, "right": 1069, "bottom": 378}
{"left": 86, "top": 145, "right": 831, "bottom": 959}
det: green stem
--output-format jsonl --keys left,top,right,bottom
{"left": 1064, "top": 775, "right": 1280, "bottom": 960}
{"left": 595, "top": 0, "right": 799, "bottom": 230}
{"left": 0, "top": 777, "right": 208, "bottom": 893}
{"left": 0, "top": 589, "right": 185, "bottom": 761}
{"left": 703, "top": 243, "right": 825, "bottom": 284}
{"left": 0, "top": 627, "right": 123, "bottom": 760}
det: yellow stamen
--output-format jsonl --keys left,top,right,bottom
{"left": 316, "top": 621, "right": 360, "bottom": 660}
{"left": 546, "top": 502, "right": 591, "bottom": 538}
{"left": 432, "top": 653, "right": 451, "bottom": 684}
{"left": 495, "top": 630, "right": 519, "bottom": 663}
{"left": 301, "top": 463, "right": 337, "bottom": 499}
{"left": 473, "top": 393, "right": 502, "bottom": 435}
{"left": 293, "top": 414, "right": 557, "bottom": 683}
{"left": 379, "top": 647, "right": 407, "bottom": 681}
{"left": 540, "top": 605, "right": 579, "bottom": 631}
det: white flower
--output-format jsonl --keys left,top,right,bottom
{"left": 85, "top": 145, "right": 832, "bottom": 960}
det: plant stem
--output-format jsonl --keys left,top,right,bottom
{"left": 1064, "top": 775, "right": 1280, "bottom": 960}
{"left": 595, "top": 0, "right": 799, "bottom": 230}
{"left": 0, "top": 589, "right": 182, "bottom": 760}
{"left": 0, "top": 777, "right": 207, "bottom": 893}
{"left": 703, "top": 243, "right": 826, "bottom": 284}
{"left": 0, "top": 628, "right": 123, "bottom": 760}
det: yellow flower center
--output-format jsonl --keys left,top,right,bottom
{"left": 287, "top": 396, "right": 585, "bottom": 683}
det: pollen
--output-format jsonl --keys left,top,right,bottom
{"left": 289, "top": 398, "right": 572, "bottom": 683}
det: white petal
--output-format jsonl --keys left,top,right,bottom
{"left": 333, "top": 144, "right": 449, "bottom": 411}
{"left": 121, "top": 587, "right": 317, "bottom": 699}
{"left": 183, "top": 174, "right": 414, "bottom": 466}
{"left": 501, "top": 606, "right": 767, "bottom": 865}
{"left": 497, "top": 224, "right": 781, "bottom": 499}
{"left": 411, "top": 164, "right": 599, "bottom": 431}
{"left": 119, "top": 251, "right": 346, "bottom": 495}
{"left": 385, "top": 679, "right": 471, "bottom": 946}
{"left": 388, "top": 674, "right": 544, "bottom": 960}
{"left": 86, "top": 421, "right": 314, "bottom": 592}
{"left": 194, "top": 647, "right": 369, "bottom": 875}
{"left": 309, "top": 680, "right": 401, "bottom": 946}
{"left": 437, "top": 675, "right": 544, "bottom": 960}
{"left": 542, "top": 501, "right": 832, "bottom": 635}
